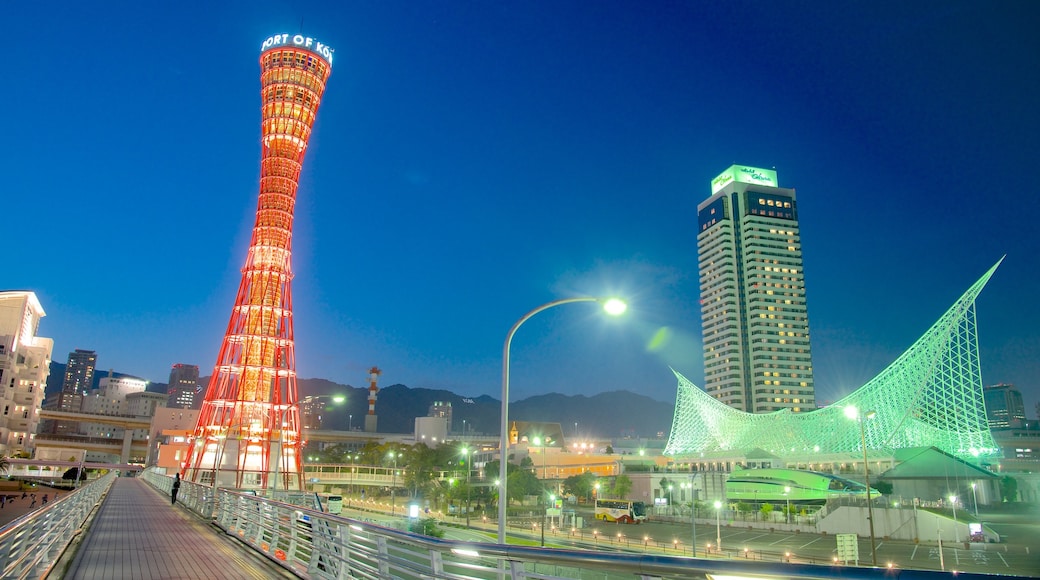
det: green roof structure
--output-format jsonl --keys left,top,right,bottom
{"left": 664, "top": 259, "right": 1003, "bottom": 461}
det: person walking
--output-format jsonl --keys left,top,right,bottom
{"left": 171, "top": 473, "right": 181, "bottom": 505}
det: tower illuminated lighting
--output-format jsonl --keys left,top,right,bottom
{"left": 181, "top": 33, "right": 333, "bottom": 490}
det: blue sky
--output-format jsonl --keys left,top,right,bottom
{"left": 7, "top": 1, "right": 1040, "bottom": 415}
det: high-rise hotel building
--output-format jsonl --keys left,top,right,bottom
{"left": 697, "top": 165, "right": 815, "bottom": 413}
{"left": 0, "top": 291, "right": 53, "bottom": 456}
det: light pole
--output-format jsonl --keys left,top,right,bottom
{"left": 713, "top": 500, "right": 722, "bottom": 552}
{"left": 388, "top": 451, "right": 398, "bottom": 516}
{"left": 461, "top": 446, "right": 471, "bottom": 528}
{"left": 534, "top": 436, "right": 549, "bottom": 546}
{"left": 971, "top": 482, "right": 979, "bottom": 517}
{"left": 949, "top": 495, "right": 958, "bottom": 542}
{"left": 349, "top": 454, "right": 358, "bottom": 506}
{"left": 348, "top": 414, "right": 352, "bottom": 431}
{"left": 845, "top": 405, "right": 878, "bottom": 567}
{"left": 668, "top": 484, "right": 674, "bottom": 515}
{"left": 784, "top": 486, "right": 791, "bottom": 524}
{"left": 686, "top": 476, "right": 697, "bottom": 556}
{"left": 497, "top": 297, "right": 627, "bottom": 544}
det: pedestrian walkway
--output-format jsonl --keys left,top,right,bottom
{"left": 63, "top": 478, "right": 295, "bottom": 579}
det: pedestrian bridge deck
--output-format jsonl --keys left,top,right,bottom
{"left": 62, "top": 478, "right": 293, "bottom": 580}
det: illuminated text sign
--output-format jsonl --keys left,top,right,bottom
{"left": 261, "top": 34, "right": 334, "bottom": 67}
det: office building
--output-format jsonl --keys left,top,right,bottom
{"left": 697, "top": 165, "right": 815, "bottom": 412}
{"left": 984, "top": 383, "right": 1027, "bottom": 429}
{"left": 0, "top": 291, "right": 53, "bottom": 456}
{"left": 166, "top": 363, "right": 200, "bottom": 409}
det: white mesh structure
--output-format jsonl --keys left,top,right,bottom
{"left": 664, "top": 259, "right": 1003, "bottom": 461}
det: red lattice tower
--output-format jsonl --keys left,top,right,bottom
{"left": 182, "top": 34, "right": 333, "bottom": 490}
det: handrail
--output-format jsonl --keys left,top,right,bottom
{"left": 141, "top": 469, "right": 1000, "bottom": 580}
{"left": 0, "top": 472, "right": 117, "bottom": 580}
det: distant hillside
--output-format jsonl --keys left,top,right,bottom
{"left": 44, "top": 362, "right": 675, "bottom": 437}
{"left": 291, "top": 379, "right": 674, "bottom": 438}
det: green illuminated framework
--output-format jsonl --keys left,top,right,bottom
{"left": 664, "top": 259, "right": 1003, "bottom": 461}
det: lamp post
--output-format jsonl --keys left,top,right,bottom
{"left": 461, "top": 446, "right": 471, "bottom": 528}
{"left": 784, "top": 486, "right": 791, "bottom": 525}
{"left": 534, "top": 436, "right": 549, "bottom": 547}
{"left": 713, "top": 500, "right": 722, "bottom": 552}
{"left": 497, "top": 297, "right": 627, "bottom": 544}
{"left": 949, "top": 495, "right": 958, "bottom": 542}
{"left": 845, "top": 405, "right": 878, "bottom": 566}
{"left": 388, "top": 451, "right": 398, "bottom": 516}
{"left": 348, "top": 414, "right": 352, "bottom": 431}
{"left": 686, "top": 476, "right": 697, "bottom": 557}
{"left": 668, "top": 484, "right": 674, "bottom": 515}
{"left": 971, "top": 482, "right": 979, "bottom": 517}
{"left": 349, "top": 454, "right": 358, "bottom": 506}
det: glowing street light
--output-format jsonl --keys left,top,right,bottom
{"left": 461, "top": 446, "right": 471, "bottom": 527}
{"left": 784, "top": 486, "right": 791, "bottom": 524}
{"left": 497, "top": 297, "right": 627, "bottom": 544}
{"left": 971, "top": 482, "right": 979, "bottom": 517}
{"left": 845, "top": 405, "right": 878, "bottom": 566}
{"left": 949, "top": 495, "right": 958, "bottom": 541}
{"left": 713, "top": 500, "right": 722, "bottom": 552}
{"left": 388, "top": 451, "right": 398, "bottom": 516}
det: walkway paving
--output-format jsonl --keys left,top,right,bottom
{"left": 63, "top": 478, "right": 295, "bottom": 579}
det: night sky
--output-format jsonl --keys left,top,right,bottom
{"left": 7, "top": 1, "right": 1040, "bottom": 415}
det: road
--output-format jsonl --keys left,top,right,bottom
{"left": 341, "top": 501, "right": 1039, "bottom": 577}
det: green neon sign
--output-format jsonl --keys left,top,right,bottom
{"left": 711, "top": 165, "right": 779, "bottom": 194}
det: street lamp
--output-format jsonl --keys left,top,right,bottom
{"left": 685, "top": 477, "right": 697, "bottom": 557}
{"left": 668, "top": 484, "right": 674, "bottom": 514}
{"left": 497, "top": 297, "right": 627, "bottom": 544}
{"left": 784, "top": 486, "right": 791, "bottom": 524}
{"left": 713, "top": 500, "right": 722, "bottom": 552}
{"left": 388, "top": 451, "right": 398, "bottom": 516}
{"left": 949, "top": 495, "right": 958, "bottom": 542}
{"left": 971, "top": 482, "right": 979, "bottom": 517}
{"left": 534, "top": 436, "right": 549, "bottom": 546}
{"left": 348, "top": 414, "right": 352, "bottom": 431}
{"left": 461, "top": 446, "right": 471, "bottom": 527}
{"left": 845, "top": 405, "right": 878, "bottom": 567}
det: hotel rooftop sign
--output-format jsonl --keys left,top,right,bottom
{"left": 711, "top": 165, "right": 778, "bottom": 194}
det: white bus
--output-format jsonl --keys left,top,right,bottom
{"left": 594, "top": 499, "right": 647, "bottom": 524}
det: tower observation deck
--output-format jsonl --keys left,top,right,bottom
{"left": 182, "top": 34, "right": 333, "bottom": 490}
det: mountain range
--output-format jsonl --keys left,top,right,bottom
{"left": 45, "top": 362, "right": 676, "bottom": 438}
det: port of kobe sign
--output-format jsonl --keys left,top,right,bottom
{"left": 261, "top": 34, "right": 334, "bottom": 67}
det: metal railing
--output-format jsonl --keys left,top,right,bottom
{"left": 140, "top": 470, "right": 1000, "bottom": 580}
{"left": 0, "top": 472, "right": 117, "bottom": 579}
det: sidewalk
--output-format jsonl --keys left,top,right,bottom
{"left": 62, "top": 478, "right": 295, "bottom": 579}
{"left": 0, "top": 484, "right": 65, "bottom": 528}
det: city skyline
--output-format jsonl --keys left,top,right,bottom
{"left": 6, "top": 2, "right": 1039, "bottom": 414}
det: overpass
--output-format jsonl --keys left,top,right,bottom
{"left": 35, "top": 409, "right": 153, "bottom": 463}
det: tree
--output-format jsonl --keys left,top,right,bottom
{"left": 873, "top": 480, "right": 893, "bottom": 496}
{"left": 1000, "top": 475, "right": 1019, "bottom": 502}
{"left": 562, "top": 472, "right": 596, "bottom": 501}
{"left": 408, "top": 517, "right": 444, "bottom": 538}
{"left": 760, "top": 503, "right": 774, "bottom": 520}
{"left": 0, "top": 454, "right": 9, "bottom": 476}
{"left": 605, "top": 445, "right": 614, "bottom": 455}
{"left": 62, "top": 467, "right": 87, "bottom": 482}
{"left": 610, "top": 474, "right": 633, "bottom": 499}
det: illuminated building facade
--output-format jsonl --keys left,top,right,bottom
{"left": 698, "top": 165, "right": 815, "bottom": 413}
{"left": 182, "top": 33, "right": 333, "bottom": 490}
{"left": 0, "top": 292, "right": 53, "bottom": 456}
{"left": 665, "top": 260, "right": 1003, "bottom": 462}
